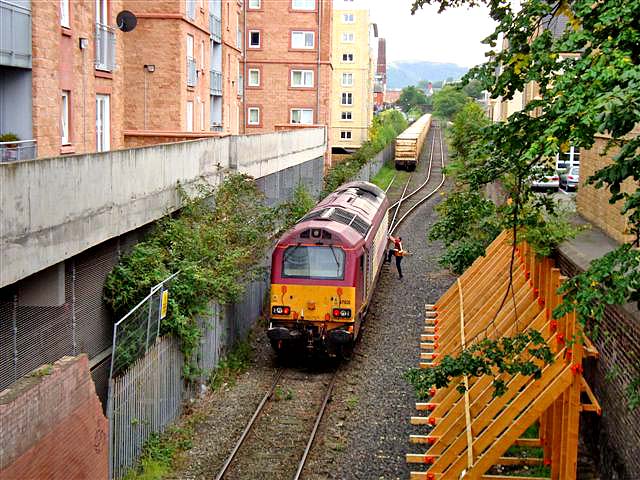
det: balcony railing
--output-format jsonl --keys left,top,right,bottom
{"left": 209, "top": 14, "right": 221, "bottom": 43}
{"left": 186, "top": 0, "right": 196, "bottom": 20}
{"left": 187, "top": 57, "right": 197, "bottom": 87}
{"left": 210, "top": 123, "right": 223, "bottom": 132}
{"left": 210, "top": 70, "right": 222, "bottom": 95}
{"left": 95, "top": 23, "right": 116, "bottom": 71}
{"left": 0, "top": 0, "right": 32, "bottom": 68}
{"left": 0, "top": 139, "right": 37, "bottom": 162}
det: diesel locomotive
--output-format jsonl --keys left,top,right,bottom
{"left": 267, "top": 181, "right": 389, "bottom": 356}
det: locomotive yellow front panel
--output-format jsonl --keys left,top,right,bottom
{"left": 270, "top": 284, "right": 356, "bottom": 322}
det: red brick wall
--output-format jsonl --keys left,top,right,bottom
{"left": 32, "top": 0, "right": 125, "bottom": 158}
{"left": 244, "top": 0, "right": 333, "bottom": 137}
{"left": 0, "top": 356, "right": 108, "bottom": 480}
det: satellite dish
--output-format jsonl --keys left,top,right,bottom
{"left": 116, "top": 10, "right": 137, "bottom": 32}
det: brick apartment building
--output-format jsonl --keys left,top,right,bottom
{"left": 242, "top": 0, "right": 333, "bottom": 145}
{"left": 1, "top": 0, "right": 126, "bottom": 160}
{"left": 0, "top": 0, "right": 243, "bottom": 160}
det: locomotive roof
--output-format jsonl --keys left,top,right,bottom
{"left": 280, "top": 181, "right": 387, "bottom": 246}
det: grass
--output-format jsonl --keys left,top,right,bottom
{"left": 345, "top": 396, "right": 359, "bottom": 410}
{"left": 208, "top": 336, "right": 254, "bottom": 391}
{"left": 371, "top": 163, "right": 407, "bottom": 191}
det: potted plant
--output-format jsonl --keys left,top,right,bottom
{"left": 0, "top": 133, "right": 20, "bottom": 161}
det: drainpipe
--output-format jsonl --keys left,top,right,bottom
{"left": 242, "top": 0, "right": 247, "bottom": 134}
{"left": 316, "top": 0, "right": 322, "bottom": 123}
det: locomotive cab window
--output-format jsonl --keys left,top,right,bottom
{"left": 283, "top": 246, "right": 345, "bottom": 280}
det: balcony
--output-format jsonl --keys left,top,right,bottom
{"left": 0, "top": 0, "right": 32, "bottom": 68}
{"left": 187, "top": 57, "right": 197, "bottom": 87}
{"left": 209, "top": 14, "right": 221, "bottom": 43}
{"left": 210, "top": 123, "right": 223, "bottom": 132}
{"left": 210, "top": 70, "right": 222, "bottom": 96}
{"left": 95, "top": 23, "right": 116, "bottom": 71}
{"left": 0, "top": 139, "right": 36, "bottom": 162}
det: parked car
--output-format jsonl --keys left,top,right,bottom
{"left": 530, "top": 165, "right": 560, "bottom": 192}
{"left": 560, "top": 166, "right": 580, "bottom": 191}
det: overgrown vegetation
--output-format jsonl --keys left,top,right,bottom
{"left": 323, "top": 109, "right": 408, "bottom": 195}
{"left": 410, "top": 0, "right": 640, "bottom": 409}
{"left": 208, "top": 336, "right": 254, "bottom": 391}
{"left": 104, "top": 174, "right": 279, "bottom": 378}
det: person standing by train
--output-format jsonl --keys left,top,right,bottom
{"left": 386, "top": 235, "right": 405, "bottom": 279}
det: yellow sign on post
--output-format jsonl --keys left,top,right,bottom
{"left": 160, "top": 290, "right": 169, "bottom": 320}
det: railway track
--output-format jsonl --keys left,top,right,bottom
{"left": 215, "top": 366, "right": 339, "bottom": 480}
{"left": 388, "top": 122, "right": 446, "bottom": 234}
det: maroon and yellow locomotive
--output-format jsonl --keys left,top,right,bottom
{"left": 267, "top": 181, "right": 389, "bottom": 356}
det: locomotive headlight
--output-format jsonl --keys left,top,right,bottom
{"left": 272, "top": 306, "right": 291, "bottom": 315}
{"left": 332, "top": 308, "right": 351, "bottom": 319}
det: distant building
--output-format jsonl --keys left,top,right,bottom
{"left": 373, "top": 37, "right": 386, "bottom": 109}
{"left": 385, "top": 88, "right": 402, "bottom": 105}
{"left": 242, "top": 0, "right": 333, "bottom": 151}
{"left": 331, "top": 0, "right": 375, "bottom": 152}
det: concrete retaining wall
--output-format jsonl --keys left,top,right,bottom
{"left": 0, "top": 128, "right": 326, "bottom": 288}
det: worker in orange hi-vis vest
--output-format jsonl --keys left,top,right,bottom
{"left": 386, "top": 235, "right": 405, "bottom": 279}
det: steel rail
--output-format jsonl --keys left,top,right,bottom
{"left": 293, "top": 369, "right": 339, "bottom": 480}
{"left": 215, "top": 368, "right": 284, "bottom": 480}
{"left": 390, "top": 124, "right": 446, "bottom": 234}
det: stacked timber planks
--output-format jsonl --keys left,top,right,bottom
{"left": 395, "top": 113, "right": 432, "bottom": 170}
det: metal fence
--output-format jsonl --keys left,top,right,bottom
{"left": 352, "top": 142, "right": 395, "bottom": 183}
{"left": 107, "top": 271, "right": 269, "bottom": 478}
{"left": 95, "top": 22, "right": 116, "bottom": 72}
{"left": 0, "top": 140, "right": 37, "bottom": 162}
{"left": 108, "top": 272, "right": 179, "bottom": 379}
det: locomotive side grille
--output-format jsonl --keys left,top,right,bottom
{"left": 328, "top": 208, "right": 371, "bottom": 237}
{"left": 301, "top": 209, "right": 327, "bottom": 221}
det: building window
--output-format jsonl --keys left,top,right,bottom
{"left": 291, "top": 109, "right": 314, "bottom": 124}
{"left": 342, "top": 73, "right": 354, "bottom": 86}
{"left": 248, "top": 0, "right": 260, "bottom": 8}
{"left": 341, "top": 111, "right": 352, "bottom": 121}
{"left": 186, "top": 0, "right": 196, "bottom": 20}
{"left": 341, "top": 32, "right": 355, "bottom": 43}
{"left": 340, "top": 131, "right": 352, "bottom": 140}
{"left": 96, "top": 94, "right": 110, "bottom": 152}
{"left": 291, "top": 31, "right": 314, "bottom": 49}
{"left": 341, "top": 92, "right": 353, "bottom": 105}
{"left": 248, "top": 68, "right": 260, "bottom": 87}
{"left": 248, "top": 107, "right": 260, "bottom": 125}
{"left": 342, "top": 53, "right": 354, "bottom": 63}
{"left": 237, "top": 29, "right": 243, "bottom": 50}
{"left": 200, "top": 100, "right": 205, "bottom": 131}
{"left": 61, "top": 91, "right": 70, "bottom": 144}
{"left": 60, "top": 0, "right": 70, "bottom": 27}
{"left": 291, "top": 69, "right": 314, "bottom": 87}
{"left": 342, "top": 13, "right": 355, "bottom": 23}
{"left": 186, "top": 101, "right": 194, "bottom": 131}
{"left": 249, "top": 30, "right": 261, "bottom": 48}
{"left": 292, "top": 0, "right": 315, "bottom": 10}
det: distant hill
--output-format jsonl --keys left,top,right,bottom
{"left": 387, "top": 61, "right": 469, "bottom": 89}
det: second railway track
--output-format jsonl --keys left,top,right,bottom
{"left": 216, "top": 365, "right": 338, "bottom": 480}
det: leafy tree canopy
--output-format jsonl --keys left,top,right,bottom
{"left": 432, "top": 85, "right": 470, "bottom": 120}
{"left": 397, "top": 85, "right": 429, "bottom": 112}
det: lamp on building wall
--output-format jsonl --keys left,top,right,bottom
{"left": 144, "top": 64, "right": 156, "bottom": 73}
{"left": 79, "top": 37, "right": 89, "bottom": 50}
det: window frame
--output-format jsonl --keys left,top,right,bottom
{"left": 248, "top": 30, "right": 261, "bottom": 48}
{"left": 61, "top": 90, "right": 70, "bottom": 144}
{"left": 248, "top": 68, "right": 261, "bottom": 87}
{"left": 341, "top": 111, "right": 353, "bottom": 121}
{"left": 282, "top": 245, "right": 346, "bottom": 280}
{"left": 291, "top": 30, "right": 315, "bottom": 50}
{"left": 342, "top": 12, "right": 355, "bottom": 23}
{"left": 60, "top": 0, "right": 70, "bottom": 28}
{"left": 186, "top": 100, "right": 194, "bottom": 132}
{"left": 340, "top": 130, "right": 352, "bottom": 140}
{"left": 290, "top": 108, "right": 314, "bottom": 125}
{"left": 248, "top": 0, "right": 261, "bottom": 8}
{"left": 290, "top": 69, "right": 314, "bottom": 88}
{"left": 247, "top": 106, "right": 260, "bottom": 126}
{"left": 341, "top": 92, "right": 353, "bottom": 106}
{"left": 341, "top": 72, "right": 354, "bottom": 86}
{"left": 291, "top": 0, "right": 315, "bottom": 11}
{"left": 341, "top": 32, "right": 354, "bottom": 43}
{"left": 341, "top": 53, "right": 354, "bottom": 63}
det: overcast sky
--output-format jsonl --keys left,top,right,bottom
{"left": 367, "top": 0, "right": 497, "bottom": 67}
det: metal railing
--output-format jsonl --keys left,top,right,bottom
{"left": 0, "top": 0, "right": 32, "bottom": 68}
{"left": 95, "top": 22, "right": 116, "bottom": 71}
{"left": 187, "top": 56, "right": 197, "bottom": 86}
{"left": 0, "top": 139, "right": 36, "bottom": 162}
{"left": 209, "top": 14, "right": 221, "bottom": 42}
{"left": 210, "top": 69, "right": 222, "bottom": 95}
{"left": 210, "top": 123, "right": 223, "bottom": 132}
